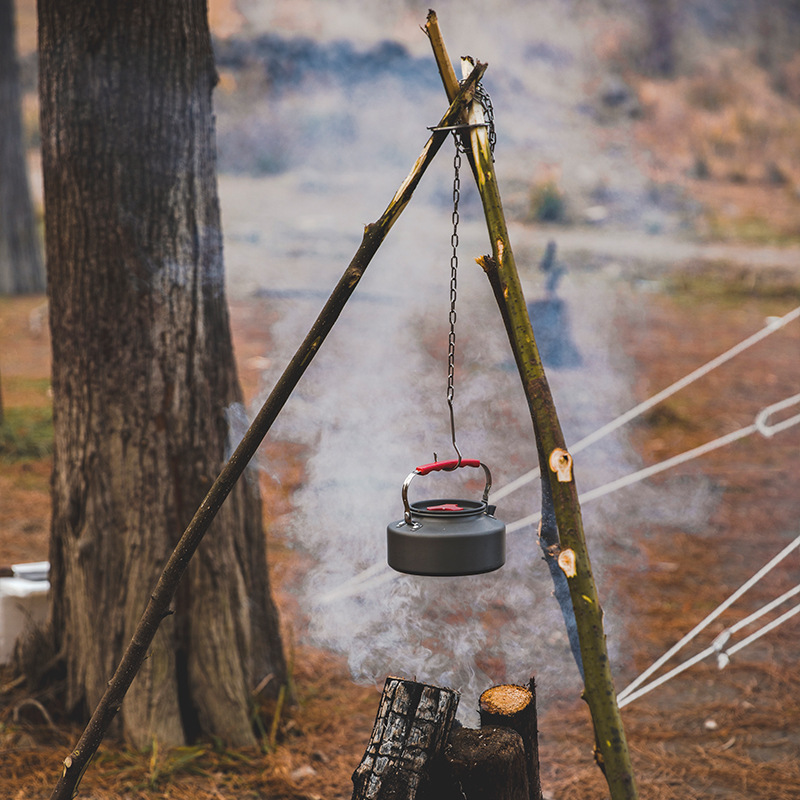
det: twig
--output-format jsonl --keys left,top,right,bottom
{"left": 1, "top": 673, "right": 27, "bottom": 694}
{"left": 268, "top": 684, "right": 287, "bottom": 752}
{"left": 49, "top": 63, "right": 486, "bottom": 800}
{"left": 14, "top": 697, "right": 58, "bottom": 731}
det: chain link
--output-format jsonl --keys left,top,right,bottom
{"left": 474, "top": 82, "right": 497, "bottom": 156}
{"left": 450, "top": 80, "right": 495, "bottom": 156}
{"left": 446, "top": 140, "right": 462, "bottom": 465}
{"left": 443, "top": 80, "right": 494, "bottom": 465}
{"left": 447, "top": 144, "right": 460, "bottom": 406}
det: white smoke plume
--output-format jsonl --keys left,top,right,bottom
{"left": 217, "top": 0, "right": 717, "bottom": 719}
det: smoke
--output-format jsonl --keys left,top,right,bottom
{"left": 230, "top": 216, "right": 643, "bottom": 718}
{"left": 215, "top": 1, "right": 717, "bottom": 719}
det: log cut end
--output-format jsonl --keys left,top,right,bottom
{"left": 479, "top": 684, "right": 533, "bottom": 717}
{"left": 479, "top": 681, "right": 542, "bottom": 800}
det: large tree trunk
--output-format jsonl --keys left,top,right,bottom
{"left": 38, "top": 0, "right": 285, "bottom": 747}
{"left": 0, "top": 0, "right": 44, "bottom": 294}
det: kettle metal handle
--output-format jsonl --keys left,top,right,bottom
{"left": 402, "top": 459, "right": 493, "bottom": 526}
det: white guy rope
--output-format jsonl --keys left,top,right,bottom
{"left": 755, "top": 392, "right": 800, "bottom": 437}
{"left": 317, "top": 394, "right": 800, "bottom": 604}
{"left": 490, "top": 305, "right": 800, "bottom": 503}
{"left": 714, "top": 584, "right": 800, "bottom": 656}
{"left": 719, "top": 601, "right": 800, "bottom": 666}
{"left": 618, "top": 584, "right": 800, "bottom": 707}
{"left": 506, "top": 393, "right": 800, "bottom": 534}
{"left": 316, "top": 563, "right": 395, "bottom": 605}
{"left": 617, "top": 531, "right": 800, "bottom": 703}
{"left": 320, "top": 395, "right": 800, "bottom": 603}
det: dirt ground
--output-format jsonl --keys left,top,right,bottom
{"left": 4, "top": 2, "right": 800, "bottom": 798}
{"left": 3, "top": 263, "right": 800, "bottom": 799}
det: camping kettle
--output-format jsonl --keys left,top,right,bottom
{"left": 387, "top": 459, "right": 505, "bottom": 576}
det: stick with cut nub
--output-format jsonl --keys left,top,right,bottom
{"left": 423, "top": 10, "right": 637, "bottom": 800}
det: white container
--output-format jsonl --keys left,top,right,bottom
{"left": 0, "top": 562, "right": 50, "bottom": 664}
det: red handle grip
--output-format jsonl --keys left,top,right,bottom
{"left": 415, "top": 458, "right": 481, "bottom": 475}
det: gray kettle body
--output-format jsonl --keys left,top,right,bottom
{"left": 387, "top": 459, "right": 505, "bottom": 576}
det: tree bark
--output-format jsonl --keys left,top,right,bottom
{"left": 352, "top": 677, "right": 460, "bottom": 800}
{"left": 479, "top": 681, "right": 542, "bottom": 800}
{"left": 0, "top": 0, "right": 44, "bottom": 295}
{"left": 38, "top": 0, "right": 285, "bottom": 747}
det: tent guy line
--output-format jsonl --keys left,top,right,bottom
{"left": 318, "top": 391, "right": 800, "bottom": 605}
{"left": 490, "top": 305, "right": 800, "bottom": 503}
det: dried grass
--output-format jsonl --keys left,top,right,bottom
{"left": 2, "top": 645, "right": 378, "bottom": 800}
{"left": 2, "top": 277, "right": 799, "bottom": 799}
{"left": 634, "top": 52, "right": 800, "bottom": 243}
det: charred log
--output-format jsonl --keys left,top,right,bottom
{"left": 353, "top": 677, "right": 544, "bottom": 800}
{"left": 351, "top": 677, "right": 459, "bottom": 800}
{"left": 438, "top": 726, "right": 529, "bottom": 800}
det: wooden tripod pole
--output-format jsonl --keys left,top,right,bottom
{"left": 424, "top": 11, "right": 638, "bottom": 800}
{"left": 50, "top": 64, "right": 486, "bottom": 800}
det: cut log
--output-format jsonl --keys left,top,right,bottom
{"left": 479, "top": 680, "right": 542, "bottom": 800}
{"left": 439, "top": 726, "right": 530, "bottom": 800}
{"left": 351, "top": 677, "right": 459, "bottom": 800}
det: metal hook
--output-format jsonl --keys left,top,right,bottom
{"left": 446, "top": 398, "right": 463, "bottom": 470}
{"left": 426, "top": 122, "right": 488, "bottom": 132}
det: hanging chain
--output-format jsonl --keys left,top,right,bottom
{"left": 449, "top": 80, "right": 496, "bottom": 157}
{"left": 446, "top": 139, "right": 463, "bottom": 467}
{"left": 474, "top": 81, "right": 497, "bottom": 157}
{"left": 442, "top": 80, "right": 495, "bottom": 467}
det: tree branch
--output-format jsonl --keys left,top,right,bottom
{"left": 50, "top": 63, "right": 486, "bottom": 800}
{"left": 424, "top": 13, "right": 638, "bottom": 800}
